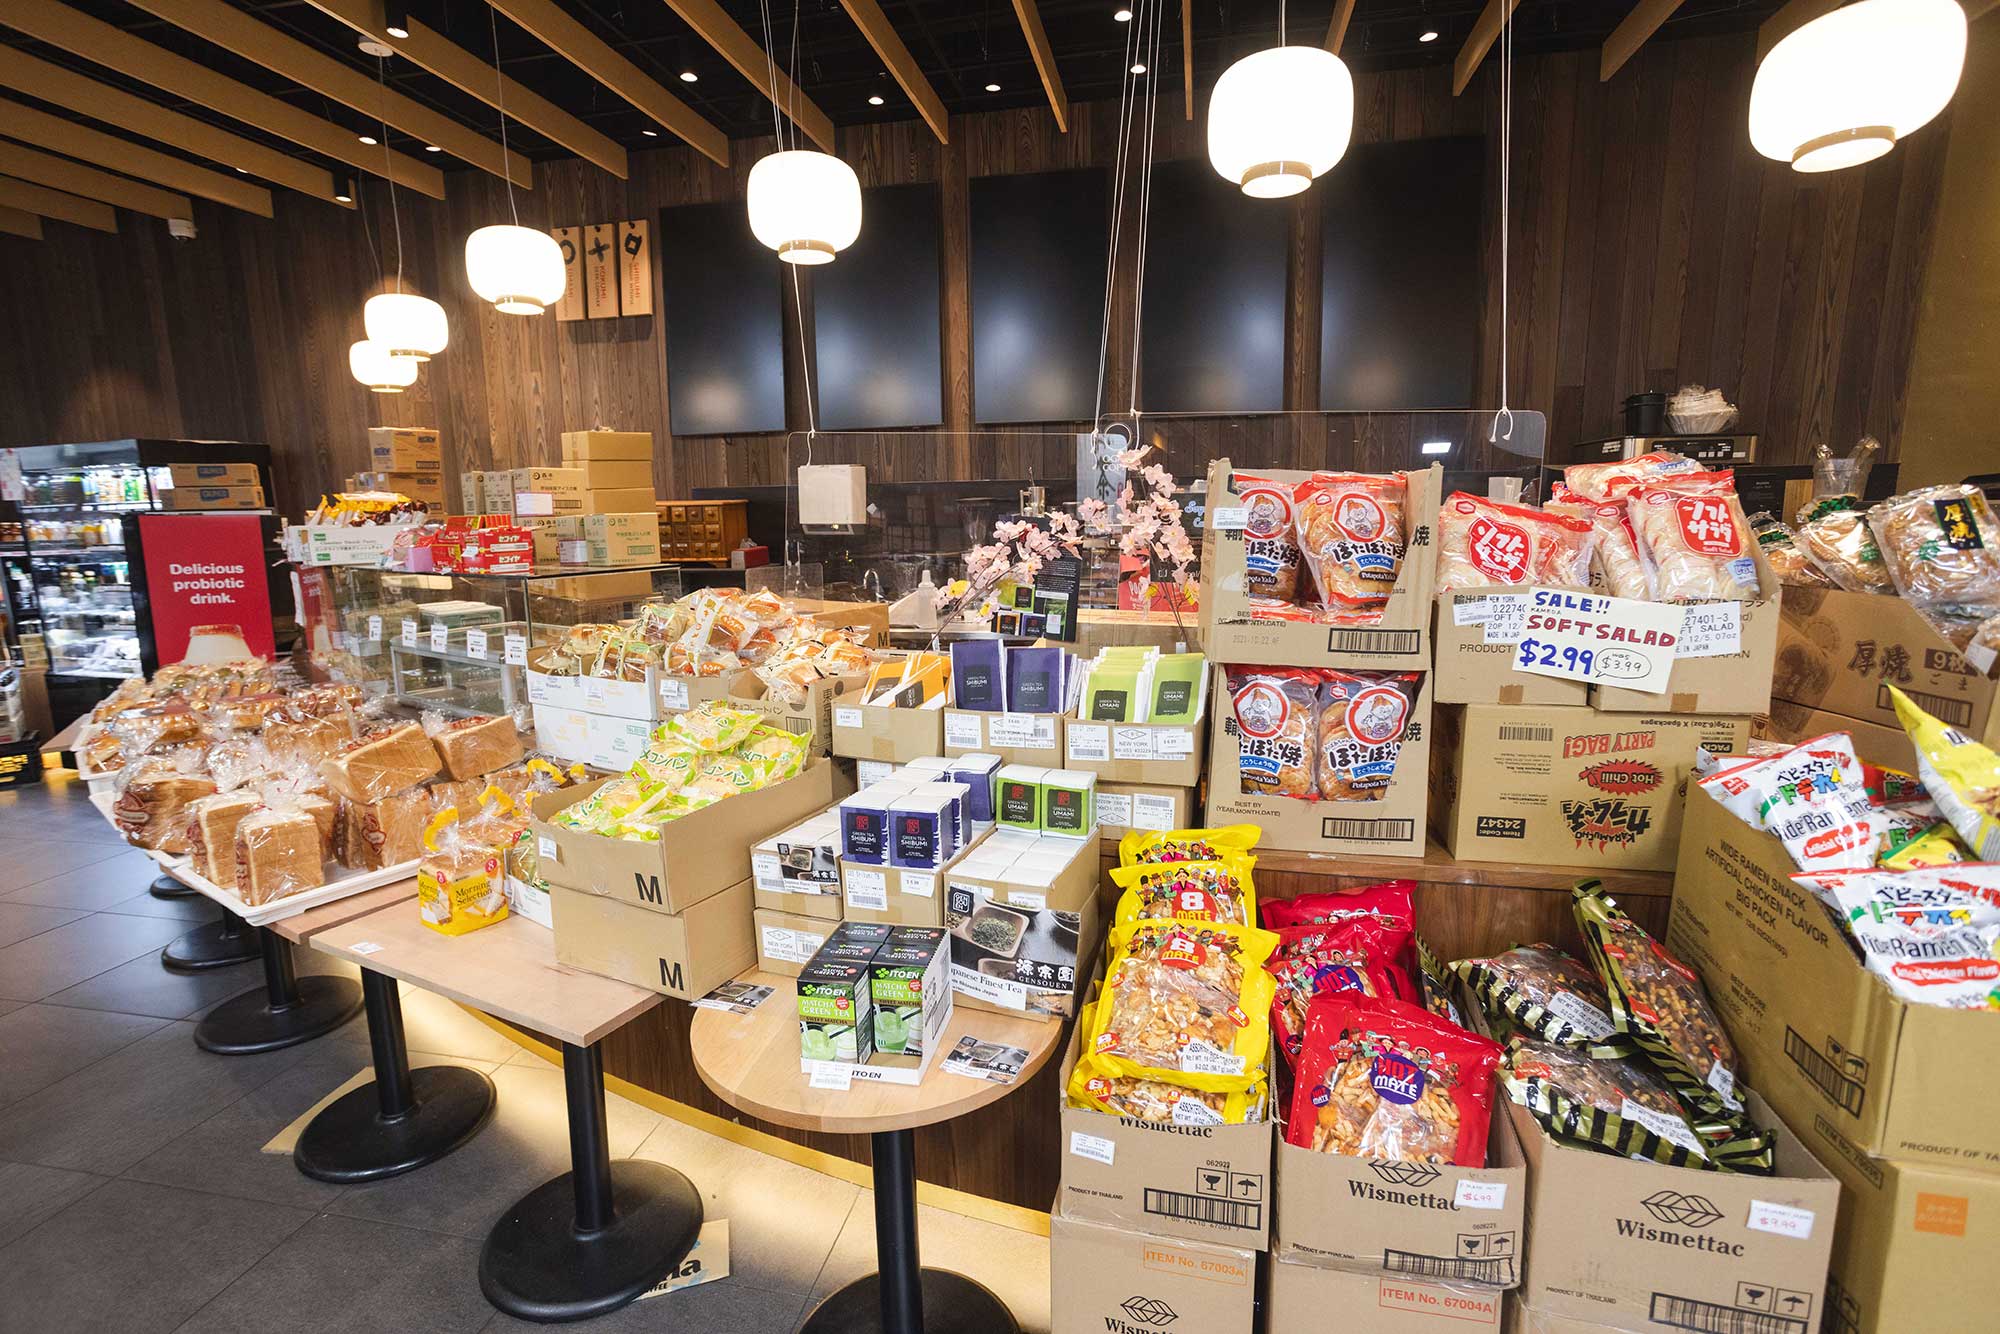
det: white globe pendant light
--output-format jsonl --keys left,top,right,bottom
{"left": 1750, "top": 0, "right": 1966, "bottom": 174}
{"left": 1208, "top": 44, "right": 1354, "bottom": 198}
{"left": 464, "top": 224, "right": 566, "bottom": 315}
{"left": 746, "top": 150, "right": 863, "bottom": 265}
{"left": 363, "top": 291, "right": 448, "bottom": 360}
{"left": 349, "top": 340, "right": 418, "bottom": 393}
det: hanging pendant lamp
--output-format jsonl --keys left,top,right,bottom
{"left": 350, "top": 340, "right": 418, "bottom": 393}
{"left": 363, "top": 291, "right": 448, "bottom": 360}
{"left": 465, "top": 225, "right": 566, "bottom": 314}
{"left": 747, "top": 150, "right": 863, "bottom": 265}
{"left": 1750, "top": 0, "right": 1966, "bottom": 173}
{"left": 1208, "top": 44, "right": 1354, "bottom": 198}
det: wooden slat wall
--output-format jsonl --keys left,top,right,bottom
{"left": 0, "top": 33, "right": 1951, "bottom": 519}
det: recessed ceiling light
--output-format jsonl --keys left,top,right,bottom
{"left": 1419, "top": 29, "right": 1440, "bottom": 43}
{"left": 1420, "top": 440, "right": 1452, "bottom": 455}
{"left": 641, "top": 128, "right": 659, "bottom": 136}
{"left": 985, "top": 82, "right": 1001, "bottom": 92}
{"left": 679, "top": 70, "right": 698, "bottom": 83}
{"left": 425, "top": 144, "right": 442, "bottom": 152}
{"left": 234, "top": 166, "right": 248, "bottom": 174}
{"left": 359, "top": 134, "right": 378, "bottom": 145}
{"left": 868, "top": 94, "right": 884, "bottom": 106}
{"left": 1131, "top": 62, "right": 1147, "bottom": 75}
{"left": 335, "top": 191, "right": 353, "bottom": 203}
{"left": 1114, "top": 6, "right": 1133, "bottom": 19}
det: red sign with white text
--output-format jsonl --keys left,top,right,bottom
{"left": 137, "top": 513, "right": 274, "bottom": 665}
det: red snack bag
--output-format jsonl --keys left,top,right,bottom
{"left": 1267, "top": 918, "right": 1407, "bottom": 1062}
{"left": 1435, "top": 493, "right": 1595, "bottom": 593}
{"left": 1238, "top": 474, "right": 1304, "bottom": 603}
{"left": 1292, "top": 472, "right": 1408, "bottom": 607}
{"left": 1260, "top": 879, "right": 1416, "bottom": 936}
{"left": 1288, "top": 992, "right": 1501, "bottom": 1166}
{"left": 1627, "top": 470, "right": 1763, "bottom": 602}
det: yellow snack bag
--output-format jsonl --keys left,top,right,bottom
{"left": 1116, "top": 824, "right": 1262, "bottom": 868}
{"left": 1083, "top": 919, "right": 1278, "bottom": 1091}
{"left": 1878, "top": 822, "right": 1971, "bottom": 870}
{"left": 1891, "top": 686, "right": 2000, "bottom": 860}
{"left": 1067, "top": 1055, "right": 1267, "bottom": 1125}
{"left": 1109, "top": 859, "right": 1257, "bottom": 928}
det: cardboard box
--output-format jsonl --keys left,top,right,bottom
{"left": 1758, "top": 700, "right": 1915, "bottom": 771}
{"left": 1431, "top": 704, "right": 1752, "bottom": 872}
{"left": 944, "top": 831, "right": 1101, "bottom": 1020}
{"left": 729, "top": 670, "right": 868, "bottom": 757}
{"left": 1667, "top": 784, "right": 2000, "bottom": 1169}
{"left": 1589, "top": 592, "right": 1780, "bottom": 715}
{"left": 160, "top": 484, "right": 265, "bottom": 511}
{"left": 518, "top": 516, "right": 583, "bottom": 562}
{"left": 840, "top": 834, "right": 981, "bottom": 927}
{"left": 531, "top": 762, "right": 848, "bottom": 916}
{"left": 655, "top": 673, "right": 737, "bottom": 715}
{"left": 529, "top": 704, "right": 652, "bottom": 771}
{"left": 750, "top": 813, "right": 844, "bottom": 921}
{"left": 166, "top": 462, "right": 260, "bottom": 488}
{"left": 1055, "top": 1023, "right": 1273, "bottom": 1249}
{"left": 581, "top": 512, "right": 661, "bottom": 565}
{"left": 1048, "top": 1212, "right": 1256, "bottom": 1334}
{"left": 526, "top": 667, "right": 662, "bottom": 722}
{"left": 561, "top": 429, "right": 653, "bottom": 461}
{"left": 1060, "top": 715, "right": 1206, "bottom": 786}
{"left": 1432, "top": 592, "right": 1589, "bottom": 706}
{"left": 1273, "top": 1088, "right": 1526, "bottom": 1287}
{"left": 1772, "top": 584, "right": 1999, "bottom": 744}
{"left": 1270, "top": 1262, "right": 1502, "bottom": 1333}
{"left": 1095, "top": 782, "right": 1196, "bottom": 840}
{"left": 1509, "top": 1095, "right": 1838, "bottom": 1334}
{"left": 368, "top": 427, "right": 442, "bottom": 472}
{"left": 582, "top": 486, "right": 657, "bottom": 515}
{"left": 1205, "top": 665, "right": 1432, "bottom": 858}
{"left": 1198, "top": 459, "right": 1441, "bottom": 671}
{"left": 511, "top": 466, "right": 586, "bottom": 500}
{"left": 550, "top": 877, "right": 754, "bottom": 999}
{"left": 831, "top": 700, "right": 947, "bottom": 763}
{"left": 375, "top": 471, "right": 445, "bottom": 507}
{"left": 752, "top": 907, "right": 835, "bottom": 978}
{"left": 482, "top": 472, "right": 518, "bottom": 515}
{"left": 568, "top": 458, "right": 653, "bottom": 490}
{"left": 1810, "top": 1118, "right": 2000, "bottom": 1334}
{"left": 942, "top": 709, "right": 1065, "bottom": 766}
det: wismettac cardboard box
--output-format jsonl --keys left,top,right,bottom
{"left": 167, "top": 461, "right": 260, "bottom": 489}
{"left": 368, "top": 426, "right": 442, "bottom": 472}
{"left": 1772, "top": 584, "right": 2000, "bottom": 744}
{"left": 1812, "top": 1118, "right": 2000, "bottom": 1334}
{"left": 831, "top": 699, "right": 946, "bottom": 763}
{"left": 942, "top": 709, "right": 1065, "bottom": 766}
{"left": 1199, "top": 459, "right": 1440, "bottom": 671}
{"left": 1273, "top": 1089, "right": 1525, "bottom": 1288}
{"left": 1433, "top": 591, "right": 1588, "bottom": 706}
{"left": 550, "top": 877, "right": 754, "bottom": 999}
{"left": 560, "top": 429, "right": 653, "bottom": 461}
{"left": 1509, "top": 1095, "right": 1838, "bottom": 1333}
{"left": 161, "top": 484, "right": 265, "bottom": 510}
{"left": 1095, "top": 782, "right": 1195, "bottom": 840}
{"left": 531, "top": 762, "right": 847, "bottom": 916}
{"left": 1668, "top": 784, "right": 2000, "bottom": 1169}
{"left": 1061, "top": 714, "right": 1206, "bottom": 786}
{"left": 1432, "top": 704, "right": 1752, "bottom": 871}
{"left": 1049, "top": 1212, "right": 1256, "bottom": 1334}
{"left": 752, "top": 906, "right": 835, "bottom": 978}
{"left": 1270, "top": 1261, "right": 1502, "bottom": 1333}
{"left": 1205, "top": 664, "right": 1431, "bottom": 858}
{"left": 1758, "top": 700, "right": 1914, "bottom": 771}
{"left": 1055, "top": 1022, "right": 1273, "bottom": 1250}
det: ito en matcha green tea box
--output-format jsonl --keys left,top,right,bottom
{"left": 797, "top": 955, "right": 873, "bottom": 1065}
{"left": 867, "top": 927, "right": 952, "bottom": 1072}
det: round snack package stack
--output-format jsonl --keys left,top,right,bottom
{"left": 1317, "top": 670, "right": 1421, "bottom": 802}
{"left": 1226, "top": 668, "right": 1319, "bottom": 798}
{"left": 1435, "top": 492, "right": 1596, "bottom": 594}
{"left": 1451, "top": 943, "right": 1619, "bottom": 1049}
{"left": 1286, "top": 992, "right": 1501, "bottom": 1166}
{"left": 1292, "top": 472, "right": 1409, "bottom": 608}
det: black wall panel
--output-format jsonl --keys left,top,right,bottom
{"left": 970, "top": 168, "right": 1110, "bottom": 424}
{"left": 1320, "top": 137, "right": 1483, "bottom": 411}
{"left": 812, "top": 182, "right": 943, "bottom": 431}
{"left": 659, "top": 200, "right": 787, "bottom": 436}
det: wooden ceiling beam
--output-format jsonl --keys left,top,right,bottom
{"left": 1010, "top": 0, "right": 1070, "bottom": 133}
{"left": 1325, "top": 0, "right": 1358, "bottom": 54}
{"left": 1454, "top": 0, "right": 1525, "bottom": 95}
{"left": 838, "top": 0, "right": 948, "bottom": 143}
{"left": 1603, "top": 0, "right": 1687, "bottom": 80}
{"left": 0, "top": 206, "right": 43, "bottom": 240}
{"left": 0, "top": 176, "right": 117, "bottom": 232}
{"left": 1183, "top": 0, "right": 1194, "bottom": 120}
{"left": 653, "top": 0, "right": 836, "bottom": 152}
{"left": 0, "top": 97, "right": 272, "bottom": 215}
{"left": 487, "top": 0, "right": 727, "bottom": 165}
{"left": 123, "top": 0, "right": 531, "bottom": 186}
{"left": 304, "top": 0, "right": 623, "bottom": 178}
{"left": 1, "top": 0, "right": 444, "bottom": 197}
{"left": 0, "top": 141, "right": 192, "bottom": 221}
{"left": 0, "top": 47, "right": 341, "bottom": 207}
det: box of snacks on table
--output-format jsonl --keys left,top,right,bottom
{"left": 529, "top": 700, "right": 846, "bottom": 915}
{"left": 1198, "top": 460, "right": 1440, "bottom": 671}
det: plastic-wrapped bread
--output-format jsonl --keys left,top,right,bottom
{"left": 265, "top": 713, "right": 354, "bottom": 769}
{"left": 204, "top": 735, "right": 273, "bottom": 792}
{"left": 233, "top": 807, "right": 326, "bottom": 906}
{"left": 1626, "top": 471, "right": 1763, "bottom": 602}
{"left": 336, "top": 789, "right": 431, "bottom": 870}
{"left": 113, "top": 760, "right": 217, "bottom": 854}
{"left": 427, "top": 714, "right": 525, "bottom": 780}
{"left": 296, "top": 792, "right": 339, "bottom": 861}
{"left": 187, "top": 791, "right": 261, "bottom": 886}
{"left": 416, "top": 802, "right": 512, "bottom": 935}
{"left": 318, "top": 723, "right": 439, "bottom": 803}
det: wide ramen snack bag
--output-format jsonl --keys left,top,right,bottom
{"left": 1293, "top": 472, "right": 1408, "bottom": 608}
{"left": 1627, "top": 470, "right": 1763, "bottom": 601}
{"left": 1226, "top": 668, "right": 1318, "bottom": 798}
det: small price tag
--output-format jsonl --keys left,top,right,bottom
{"left": 1006, "top": 890, "right": 1048, "bottom": 911}
{"left": 1068, "top": 1131, "right": 1116, "bottom": 1166}
{"left": 430, "top": 624, "right": 449, "bottom": 653}
{"left": 660, "top": 678, "right": 690, "bottom": 711}
{"left": 465, "top": 629, "right": 489, "bottom": 660}
{"left": 1454, "top": 1180, "right": 1508, "bottom": 1211}
{"left": 832, "top": 706, "right": 863, "bottom": 730}
{"left": 808, "top": 1063, "right": 854, "bottom": 1092}
{"left": 401, "top": 618, "right": 418, "bottom": 647}
{"left": 1155, "top": 728, "right": 1195, "bottom": 757}
{"left": 1745, "top": 1200, "right": 1815, "bottom": 1240}
{"left": 504, "top": 633, "right": 528, "bottom": 666}
{"left": 902, "top": 871, "right": 937, "bottom": 899}
{"left": 845, "top": 868, "right": 888, "bottom": 912}
{"left": 751, "top": 853, "right": 783, "bottom": 889}
{"left": 350, "top": 941, "right": 383, "bottom": 957}
{"left": 1066, "top": 722, "right": 1110, "bottom": 763}
{"left": 366, "top": 614, "right": 383, "bottom": 642}
{"left": 1208, "top": 506, "right": 1249, "bottom": 531}
{"left": 583, "top": 679, "right": 608, "bottom": 710}
{"left": 537, "top": 835, "right": 558, "bottom": 862}
{"left": 943, "top": 712, "right": 982, "bottom": 750}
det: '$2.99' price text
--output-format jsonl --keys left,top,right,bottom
{"left": 1516, "top": 637, "right": 1594, "bottom": 677}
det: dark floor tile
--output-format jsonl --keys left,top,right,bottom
{"left": 2, "top": 846, "right": 167, "bottom": 911}
{"left": 178, "top": 1214, "right": 491, "bottom": 1334}
{"left": 0, "top": 1020, "right": 316, "bottom": 1174}
{"left": 809, "top": 1193, "right": 1050, "bottom": 1333}
{"left": 44, "top": 948, "right": 260, "bottom": 1021}
{"left": 0, "top": 911, "right": 191, "bottom": 1002}
{"left": 0, "top": 899, "right": 87, "bottom": 947}
{"left": 101, "top": 889, "right": 218, "bottom": 921}
{"left": 480, "top": 1276, "right": 809, "bottom": 1334}
{"left": 0, "top": 1002, "right": 168, "bottom": 1108}
{"left": 0, "top": 1160, "right": 107, "bottom": 1248}
{"left": 0, "top": 1178, "right": 312, "bottom": 1334}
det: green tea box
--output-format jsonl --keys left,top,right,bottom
{"left": 1040, "top": 769, "right": 1097, "bottom": 838}
{"left": 996, "top": 765, "right": 1045, "bottom": 831}
{"left": 797, "top": 955, "right": 873, "bottom": 1065}
{"left": 869, "top": 926, "right": 952, "bottom": 1072}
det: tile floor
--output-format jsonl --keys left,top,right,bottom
{"left": 0, "top": 778, "right": 1052, "bottom": 1333}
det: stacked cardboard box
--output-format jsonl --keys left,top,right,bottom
{"left": 367, "top": 427, "right": 442, "bottom": 477}
{"left": 559, "top": 430, "right": 657, "bottom": 522}
{"left": 161, "top": 484, "right": 266, "bottom": 511}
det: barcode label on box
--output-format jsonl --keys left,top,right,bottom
{"left": 1144, "top": 1189, "right": 1261, "bottom": 1232}
{"left": 944, "top": 713, "right": 982, "bottom": 749}
{"left": 1326, "top": 628, "right": 1423, "bottom": 656}
{"left": 751, "top": 853, "right": 783, "bottom": 890}
{"left": 537, "top": 835, "right": 558, "bottom": 862}
{"left": 1383, "top": 1249, "right": 1515, "bottom": 1286}
{"left": 1131, "top": 793, "right": 1180, "bottom": 831}
{"left": 1647, "top": 1293, "right": 1807, "bottom": 1334}
{"left": 845, "top": 869, "right": 888, "bottom": 912}
{"left": 1066, "top": 722, "right": 1111, "bottom": 764}
{"left": 1498, "top": 725, "right": 1554, "bottom": 742}
{"left": 1209, "top": 506, "right": 1249, "bottom": 531}
{"left": 660, "top": 679, "right": 690, "bottom": 711}
{"left": 1068, "top": 1131, "right": 1115, "bottom": 1166}
{"left": 1321, "top": 817, "right": 1416, "bottom": 842}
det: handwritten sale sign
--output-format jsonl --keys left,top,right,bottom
{"left": 1511, "top": 590, "right": 1687, "bottom": 694}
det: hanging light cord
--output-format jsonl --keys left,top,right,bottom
{"left": 487, "top": 5, "right": 521, "bottom": 226}
{"left": 758, "top": 0, "right": 818, "bottom": 447}
{"left": 1090, "top": 0, "right": 1145, "bottom": 436}
{"left": 375, "top": 56, "right": 403, "bottom": 295}
{"left": 1491, "top": 0, "right": 1514, "bottom": 446}
{"left": 1125, "top": 0, "right": 1165, "bottom": 417}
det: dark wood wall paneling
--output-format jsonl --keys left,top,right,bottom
{"left": 0, "top": 33, "right": 1951, "bottom": 522}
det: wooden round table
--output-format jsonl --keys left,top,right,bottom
{"left": 690, "top": 970, "right": 1064, "bottom": 1334}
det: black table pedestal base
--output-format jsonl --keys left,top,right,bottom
{"left": 150, "top": 873, "right": 197, "bottom": 900}
{"left": 194, "top": 927, "right": 360, "bottom": 1055}
{"left": 479, "top": 1041, "right": 702, "bottom": 1323}
{"left": 295, "top": 968, "right": 493, "bottom": 1183}
{"left": 801, "top": 1270, "right": 1019, "bottom": 1334}
{"left": 161, "top": 909, "right": 258, "bottom": 972}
